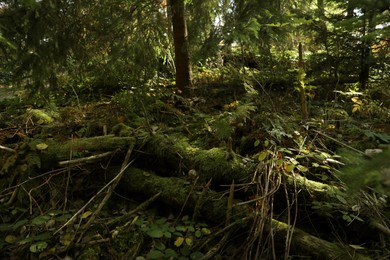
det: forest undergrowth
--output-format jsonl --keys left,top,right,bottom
{"left": 0, "top": 76, "right": 389, "bottom": 259}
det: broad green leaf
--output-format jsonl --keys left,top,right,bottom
{"left": 13, "top": 219, "right": 28, "bottom": 230}
{"left": 61, "top": 233, "right": 73, "bottom": 246}
{"left": 201, "top": 228, "right": 211, "bottom": 235}
{"left": 147, "top": 229, "right": 164, "bottom": 238}
{"left": 296, "top": 165, "right": 308, "bottom": 172}
{"left": 81, "top": 211, "right": 93, "bottom": 219}
{"left": 31, "top": 215, "right": 50, "bottom": 225}
{"left": 174, "top": 237, "right": 184, "bottom": 247}
{"left": 185, "top": 237, "right": 193, "bottom": 246}
{"left": 285, "top": 163, "right": 295, "bottom": 173}
{"left": 176, "top": 225, "right": 187, "bottom": 232}
{"left": 187, "top": 226, "right": 195, "bottom": 232}
{"left": 18, "top": 236, "right": 34, "bottom": 245}
{"left": 165, "top": 248, "right": 177, "bottom": 257}
{"left": 154, "top": 241, "right": 165, "bottom": 251}
{"left": 5, "top": 235, "right": 17, "bottom": 244}
{"left": 276, "top": 159, "right": 283, "bottom": 167}
{"left": 146, "top": 249, "right": 164, "bottom": 259}
{"left": 195, "top": 230, "right": 202, "bottom": 238}
{"left": 155, "top": 217, "right": 167, "bottom": 225}
{"left": 55, "top": 213, "right": 71, "bottom": 222}
{"left": 0, "top": 224, "right": 12, "bottom": 232}
{"left": 191, "top": 251, "right": 205, "bottom": 260}
{"left": 342, "top": 214, "right": 352, "bottom": 222}
{"left": 254, "top": 140, "right": 260, "bottom": 147}
{"left": 29, "top": 241, "right": 48, "bottom": 253}
{"left": 258, "top": 151, "right": 267, "bottom": 161}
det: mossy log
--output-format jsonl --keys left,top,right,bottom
{"left": 112, "top": 166, "right": 369, "bottom": 260}
{"left": 27, "top": 135, "right": 135, "bottom": 168}
{"left": 137, "top": 133, "right": 340, "bottom": 203}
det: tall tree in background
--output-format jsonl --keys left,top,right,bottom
{"left": 169, "top": 0, "right": 193, "bottom": 92}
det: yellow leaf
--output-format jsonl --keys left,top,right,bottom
{"left": 352, "top": 106, "right": 359, "bottom": 113}
{"left": 81, "top": 211, "right": 93, "bottom": 219}
{"left": 185, "top": 237, "right": 193, "bottom": 246}
{"left": 61, "top": 233, "right": 73, "bottom": 246}
{"left": 285, "top": 163, "right": 295, "bottom": 173}
{"left": 5, "top": 235, "right": 17, "bottom": 244}
{"left": 201, "top": 228, "right": 211, "bottom": 235}
{"left": 258, "top": 151, "right": 267, "bottom": 161}
{"left": 174, "top": 237, "right": 184, "bottom": 247}
{"left": 351, "top": 97, "right": 363, "bottom": 105}
{"left": 36, "top": 143, "right": 48, "bottom": 151}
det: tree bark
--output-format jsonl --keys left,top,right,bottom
{"left": 169, "top": 0, "right": 193, "bottom": 92}
{"left": 359, "top": 11, "right": 374, "bottom": 89}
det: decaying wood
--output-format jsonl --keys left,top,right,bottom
{"left": 4, "top": 131, "right": 381, "bottom": 258}
{"left": 112, "top": 166, "right": 370, "bottom": 260}
{"left": 27, "top": 135, "right": 135, "bottom": 167}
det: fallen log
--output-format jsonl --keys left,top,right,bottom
{"left": 112, "top": 166, "right": 370, "bottom": 259}
{"left": 137, "top": 133, "right": 340, "bottom": 203}
{"left": 27, "top": 135, "right": 135, "bottom": 168}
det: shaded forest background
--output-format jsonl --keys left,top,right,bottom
{"left": 0, "top": 0, "right": 389, "bottom": 259}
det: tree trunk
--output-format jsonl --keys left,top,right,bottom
{"left": 359, "top": 12, "right": 374, "bottom": 89}
{"left": 169, "top": 0, "right": 193, "bottom": 92}
{"left": 298, "top": 42, "right": 308, "bottom": 120}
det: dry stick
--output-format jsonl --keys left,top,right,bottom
{"left": 192, "top": 178, "right": 212, "bottom": 222}
{"left": 200, "top": 229, "right": 234, "bottom": 260}
{"left": 226, "top": 179, "right": 235, "bottom": 226}
{"left": 58, "top": 151, "right": 114, "bottom": 166}
{"left": 176, "top": 176, "right": 199, "bottom": 224}
{"left": 108, "top": 192, "right": 161, "bottom": 227}
{"left": 283, "top": 173, "right": 298, "bottom": 260}
{"left": 312, "top": 129, "right": 365, "bottom": 155}
{"left": 54, "top": 147, "right": 134, "bottom": 235}
{"left": 197, "top": 217, "right": 250, "bottom": 252}
{"left": 0, "top": 145, "right": 15, "bottom": 153}
{"left": 63, "top": 135, "right": 74, "bottom": 211}
{"left": 77, "top": 145, "right": 134, "bottom": 242}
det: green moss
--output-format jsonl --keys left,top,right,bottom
{"left": 27, "top": 108, "right": 54, "bottom": 124}
{"left": 79, "top": 245, "right": 101, "bottom": 260}
{"left": 112, "top": 123, "right": 134, "bottom": 137}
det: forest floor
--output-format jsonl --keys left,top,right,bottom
{"left": 0, "top": 80, "right": 389, "bottom": 259}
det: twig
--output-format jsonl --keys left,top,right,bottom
{"left": 0, "top": 145, "right": 15, "bottom": 153}
{"left": 312, "top": 129, "right": 365, "bottom": 155}
{"left": 176, "top": 176, "right": 199, "bottom": 224}
{"left": 197, "top": 218, "right": 244, "bottom": 251}
{"left": 77, "top": 145, "right": 134, "bottom": 242}
{"left": 58, "top": 151, "right": 115, "bottom": 166}
{"left": 226, "top": 180, "right": 234, "bottom": 226}
{"left": 54, "top": 147, "right": 134, "bottom": 235}
{"left": 192, "top": 178, "right": 212, "bottom": 222}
